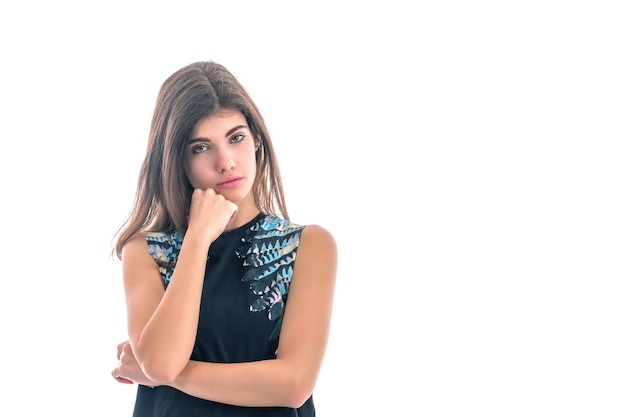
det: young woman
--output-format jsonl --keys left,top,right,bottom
{"left": 110, "top": 61, "right": 337, "bottom": 416}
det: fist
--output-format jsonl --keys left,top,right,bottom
{"left": 188, "top": 188, "right": 238, "bottom": 242}
{"left": 111, "top": 341, "right": 155, "bottom": 387}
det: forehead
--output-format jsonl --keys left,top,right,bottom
{"left": 190, "top": 109, "right": 247, "bottom": 138}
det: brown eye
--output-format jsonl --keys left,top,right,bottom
{"left": 191, "top": 144, "right": 209, "bottom": 154}
{"left": 231, "top": 134, "right": 245, "bottom": 143}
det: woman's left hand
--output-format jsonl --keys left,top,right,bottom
{"left": 111, "top": 340, "right": 157, "bottom": 387}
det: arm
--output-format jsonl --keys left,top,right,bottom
{"left": 121, "top": 231, "right": 208, "bottom": 384}
{"left": 123, "top": 189, "right": 237, "bottom": 384}
{"left": 169, "top": 224, "right": 338, "bottom": 408}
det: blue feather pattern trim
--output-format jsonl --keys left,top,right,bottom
{"left": 145, "top": 230, "right": 183, "bottom": 284}
{"left": 237, "top": 216, "right": 304, "bottom": 340}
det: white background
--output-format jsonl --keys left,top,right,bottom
{"left": 1, "top": 1, "right": 624, "bottom": 416}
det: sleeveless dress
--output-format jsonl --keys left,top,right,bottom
{"left": 131, "top": 212, "right": 315, "bottom": 417}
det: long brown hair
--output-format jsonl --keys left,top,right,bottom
{"left": 112, "top": 61, "right": 288, "bottom": 260}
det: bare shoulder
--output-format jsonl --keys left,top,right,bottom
{"left": 121, "top": 232, "right": 148, "bottom": 259}
{"left": 121, "top": 232, "right": 155, "bottom": 270}
{"left": 298, "top": 224, "right": 338, "bottom": 267}
{"left": 301, "top": 224, "right": 336, "bottom": 247}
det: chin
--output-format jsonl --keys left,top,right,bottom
{"left": 219, "top": 190, "right": 246, "bottom": 204}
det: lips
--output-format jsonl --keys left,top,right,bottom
{"left": 217, "top": 177, "right": 242, "bottom": 189}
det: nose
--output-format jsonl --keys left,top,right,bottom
{"left": 216, "top": 148, "right": 235, "bottom": 172}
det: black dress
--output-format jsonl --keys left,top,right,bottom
{"left": 132, "top": 212, "right": 314, "bottom": 416}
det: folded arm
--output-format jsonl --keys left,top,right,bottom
{"left": 114, "top": 224, "right": 337, "bottom": 408}
{"left": 122, "top": 229, "right": 212, "bottom": 383}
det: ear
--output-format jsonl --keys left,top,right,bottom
{"left": 255, "top": 136, "right": 262, "bottom": 151}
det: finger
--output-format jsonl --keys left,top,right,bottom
{"left": 227, "top": 206, "right": 238, "bottom": 225}
{"left": 116, "top": 340, "right": 128, "bottom": 359}
{"left": 114, "top": 376, "right": 135, "bottom": 385}
{"left": 112, "top": 366, "right": 135, "bottom": 384}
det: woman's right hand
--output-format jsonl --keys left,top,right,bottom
{"left": 187, "top": 188, "right": 238, "bottom": 243}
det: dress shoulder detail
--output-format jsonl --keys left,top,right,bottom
{"left": 236, "top": 215, "right": 305, "bottom": 341}
{"left": 145, "top": 230, "right": 183, "bottom": 284}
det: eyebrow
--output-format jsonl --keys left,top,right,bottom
{"left": 188, "top": 125, "right": 249, "bottom": 145}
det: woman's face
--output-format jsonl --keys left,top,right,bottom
{"left": 184, "top": 109, "right": 258, "bottom": 208}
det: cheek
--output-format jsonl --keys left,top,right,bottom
{"left": 183, "top": 159, "right": 192, "bottom": 180}
{"left": 247, "top": 154, "right": 259, "bottom": 177}
{"left": 183, "top": 157, "right": 204, "bottom": 188}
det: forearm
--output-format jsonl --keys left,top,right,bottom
{"left": 135, "top": 236, "right": 209, "bottom": 382}
{"left": 170, "top": 358, "right": 312, "bottom": 408}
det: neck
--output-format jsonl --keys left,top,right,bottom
{"left": 225, "top": 197, "right": 260, "bottom": 231}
